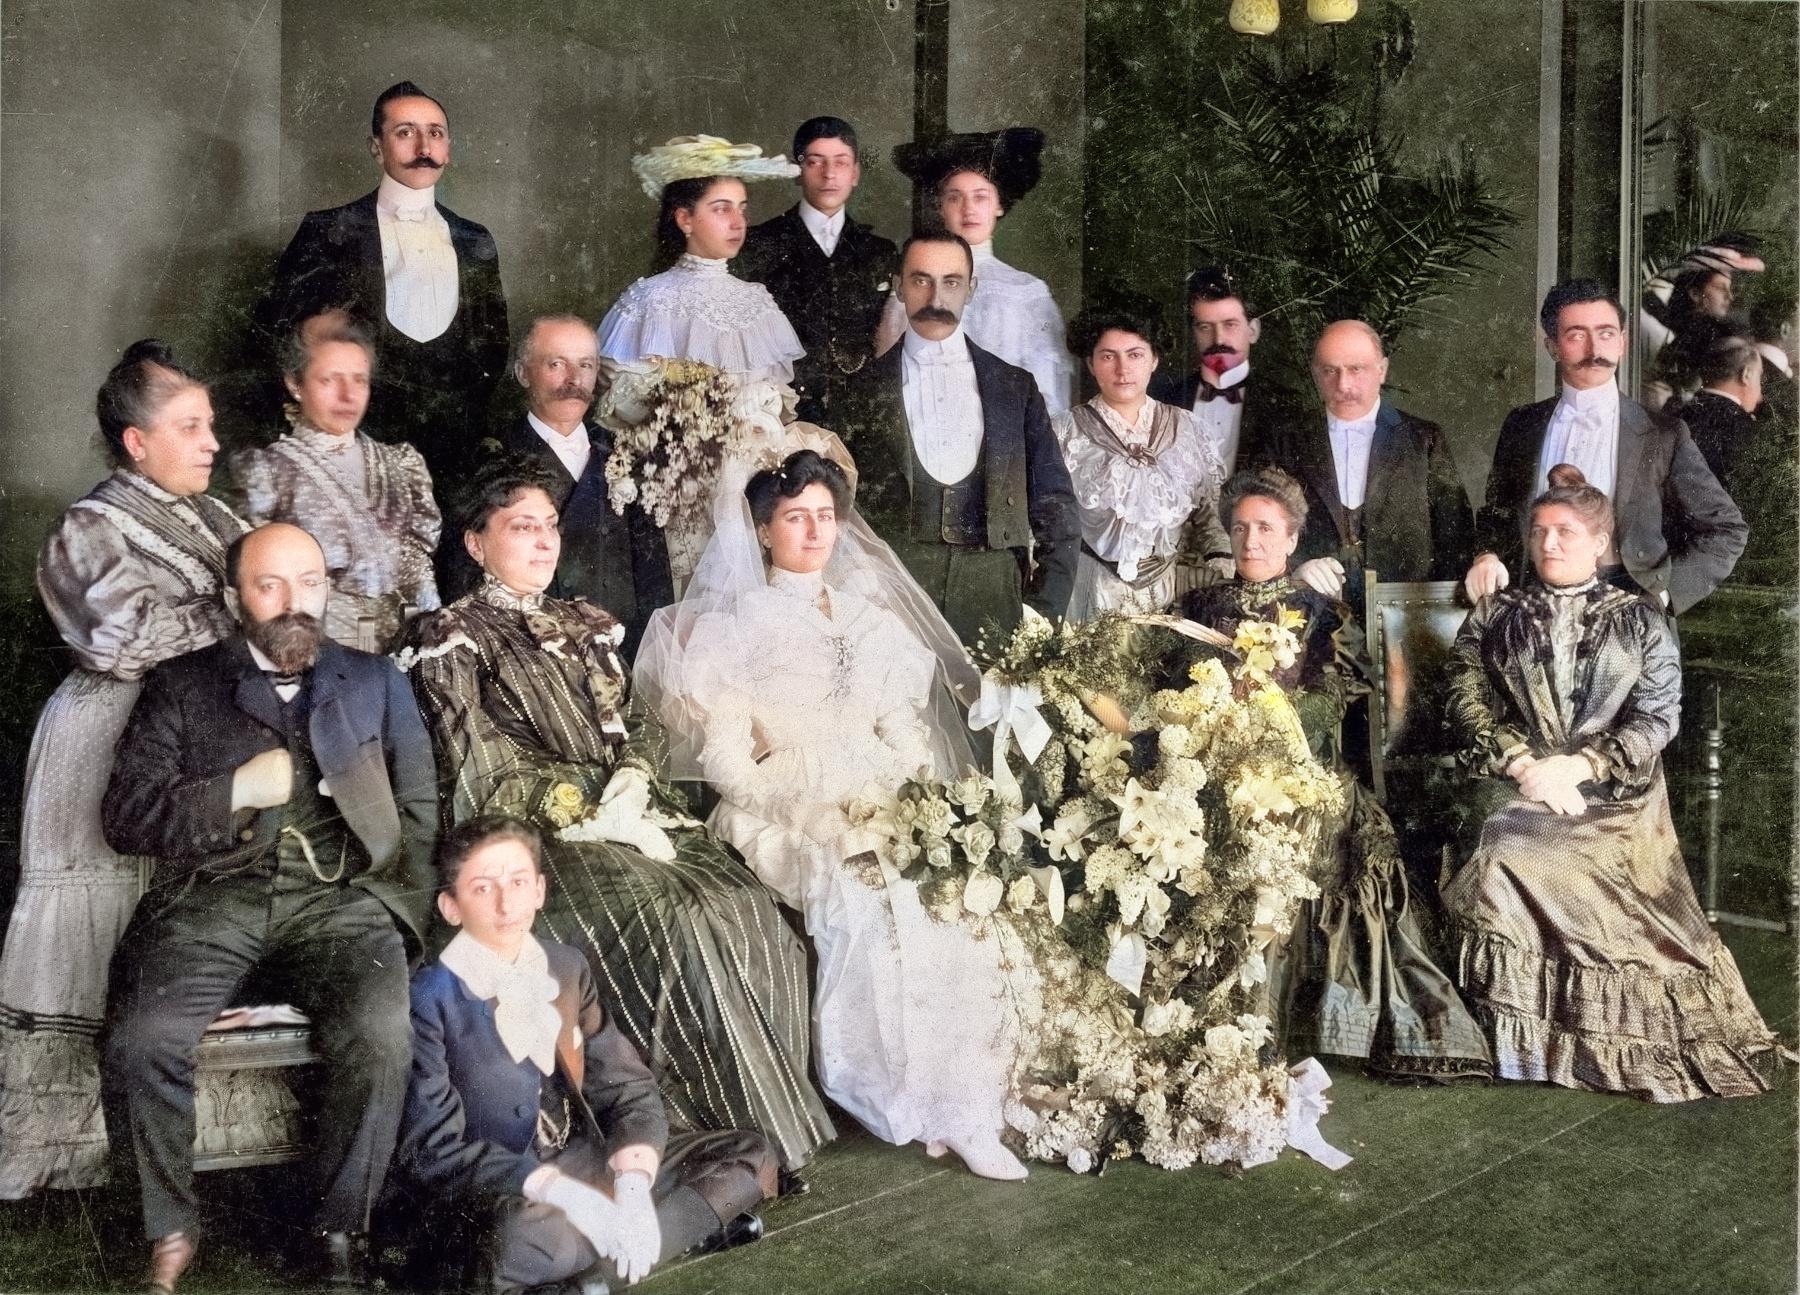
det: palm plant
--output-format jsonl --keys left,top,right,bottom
{"left": 1184, "top": 51, "right": 1516, "bottom": 380}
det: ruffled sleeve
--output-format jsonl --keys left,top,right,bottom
{"left": 37, "top": 505, "right": 235, "bottom": 680}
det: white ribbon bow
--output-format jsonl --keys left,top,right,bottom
{"left": 1284, "top": 1057, "right": 1352, "bottom": 1170}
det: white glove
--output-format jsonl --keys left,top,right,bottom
{"left": 1291, "top": 557, "right": 1345, "bottom": 599}
{"left": 526, "top": 1168, "right": 630, "bottom": 1276}
{"left": 1464, "top": 553, "right": 1510, "bottom": 601}
{"left": 609, "top": 1170, "right": 662, "bottom": 1285}
{"left": 231, "top": 747, "right": 293, "bottom": 812}
{"left": 559, "top": 767, "right": 676, "bottom": 861}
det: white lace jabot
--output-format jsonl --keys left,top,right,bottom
{"left": 596, "top": 254, "right": 805, "bottom": 386}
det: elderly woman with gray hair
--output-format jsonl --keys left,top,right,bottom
{"left": 1175, "top": 466, "right": 1492, "bottom": 1081}
{"left": 230, "top": 307, "right": 441, "bottom": 653}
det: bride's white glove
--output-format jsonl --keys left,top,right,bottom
{"left": 524, "top": 1168, "right": 630, "bottom": 1275}
{"left": 559, "top": 767, "right": 677, "bottom": 861}
{"left": 789, "top": 802, "right": 853, "bottom": 846}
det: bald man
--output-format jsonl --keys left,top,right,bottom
{"left": 1271, "top": 320, "right": 1473, "bottom": 612}
{"left": 101, "top": 523, "right": 437, "bottom": 1292}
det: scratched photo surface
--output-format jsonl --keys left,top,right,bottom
{"left": 0, "top": 2, "right": 1794, "bottom": 1292}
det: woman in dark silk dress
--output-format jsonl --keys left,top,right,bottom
{"left": 1179, "top": 467, "right": 1492, "bottom": 1080}
{"left": 401, "top": 459, "right": 833, "bottom": 1173}
{"left": 1443, "top": 465, "right": 1778, "bottom": 1101}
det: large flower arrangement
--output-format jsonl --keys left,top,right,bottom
{"left": 595, "top": 357, "right": 740, "bottom": 532}
{"left": 848, "top": 609, "right": 1344, "bottom": 1172}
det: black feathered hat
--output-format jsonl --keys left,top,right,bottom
{"left": 893, "top": 127, "right": 1046, "bottom": 209}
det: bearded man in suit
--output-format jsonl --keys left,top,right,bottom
{"left": 1273, "top": 319, "right": 1473, "bottom": 614}
{"left": 100, "top": 523, "right": 437, "bottom": 1292}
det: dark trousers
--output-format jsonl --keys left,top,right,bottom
{"left": 485, "top": 1129, "right": 776, "bottom": 1294}
{"left": 884, "top": 535, "right": 1025, "bottom": 648}
{"left": 101, "top": 876, "right": 411, "bottom": 1240}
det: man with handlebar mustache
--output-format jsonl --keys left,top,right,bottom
{"left": 1465, "top": 279, "right": 1746, "bottom": 616}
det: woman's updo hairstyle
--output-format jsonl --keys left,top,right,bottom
{"left": 655, "top": 175, "right": 730, "bottom": 269}
{"left": 1532, "top": 463, "right": 1614, "bottom": 538}
{"left": 281, "top": 307, "right": 377, "bottom": 384}
{"left": 95, "top": 339, "right": 206, "bottom": 469}
{"left": 1220, "top": 465, "right": 1309, "bottom": 536}
{"left": 456, "top": 451, "right": 562, "bottom": 538}
{"left": 746, "top": 450, "right": 853, "bottom": 527}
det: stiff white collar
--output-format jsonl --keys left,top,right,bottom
{"left": 1204, "top": 359, "right": 1251, "bottom": 390}
{"left": 1557, "top": 380, "right": 1619, "bottom": 417}
{"left": 377, "top": 173, "right": 437, "bottom": 215}
{"left": 439, "top": 931, "right": 563, "bottom": 1075}
{"left": 799, "top": 200, "right": 844, "bottom": 240}
{"left": 1326, "top": 398, "right": 1380, "bottom": 434}
{"left": 903, "top": 324, "right": 971, "bottom": 363}
{"left": 527, "top": 410, "right": 589, "bottom": 443}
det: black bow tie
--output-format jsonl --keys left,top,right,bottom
{"left": 264, "top": 670, "right": 304, "bottom": 690}
{"left": 1196, "top": 381, "right": 1246, "bottom": 405}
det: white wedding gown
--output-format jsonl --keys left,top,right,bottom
{"left": 689, "top": 567, "right": 1031, "bottom": 1151}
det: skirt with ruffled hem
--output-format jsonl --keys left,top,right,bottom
{"left": 1443, "top": 777, "right": 1777, "bottom": 1102}
{"left": 1268, "top": 778, "right": 1493, "bottom": 1082}
{"left": 0, "top": 670, "right": 146, "bottom": 1197}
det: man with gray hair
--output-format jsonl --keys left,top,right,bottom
{"left": 1269, "top": 318, "right": 1473, "bottom": 614}
{"left": 481, "top": 314, "right": 672, "bottom": 656}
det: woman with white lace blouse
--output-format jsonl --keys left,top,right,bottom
{"left": 1051, "top": 304, "right": 1231, "bottom": 620}
{"left": 597, "top": 136, "right": 806, "bottom": 389}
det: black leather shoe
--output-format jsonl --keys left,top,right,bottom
{"left": 777, "top": 1167, "right": 810, "bottom": 1198}
{"left": 698, "top": 1212, "right": 765, "bottom": 1255}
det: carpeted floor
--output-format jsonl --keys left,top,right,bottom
{"left": 2, "top": 927, "right": 1793, "bottom": 1295}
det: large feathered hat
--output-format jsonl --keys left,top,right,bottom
{"left": 892, "top": 127, "right": 1046, "bottom": 208}
{"left": 630, "top": 135, "right": 800, "bottom": 200}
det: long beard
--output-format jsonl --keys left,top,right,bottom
{"left": 246, "top": 611, "right": 323, "bottom": 674}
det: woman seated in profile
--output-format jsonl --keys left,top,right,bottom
{"left": 400, "top": 457, "right": 834, "bottom": 1177}
{"left": 637, "top": 450, "right": 1036, "bottom": 1180}
{"left": 230, "top": 307, "right": 439, "bottom": 652}
{"left": 1051, "top": 303, "right": 1229, "bottom": 621}
{"left": 1444, "top": 464, "right": 1778, "bottom": 1101}
{"left": 597, "top": 136, "right": 805, "bottom": 389}
{"left": 1178, "top": 467, "right": 1492, "bottom": 1080}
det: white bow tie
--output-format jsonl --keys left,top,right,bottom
{"left": 389, "top": 204, "right": 432, "bottom": 223}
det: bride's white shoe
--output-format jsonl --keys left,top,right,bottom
{"left": 925, "top": 1140, "right": 948, "bottom": 1159}
{"left": 945, "top": 1135, "right": 1028, "bottom": 1181}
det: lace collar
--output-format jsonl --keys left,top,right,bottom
{"left": 477, "top": 575, "right": 547, "bottom": 613}
{"left": 113, "top": 466, "right": 184, "bottom": 505}
{"left": 1541, "top": 575, "right": 1601, "bottom": 597}
{"left": 767, "top": 566, "right": 827, "bottom": 600}
{"left": 292, "top": 421, "right": 362, "bottom": 454}
{"left": 675, "top": 252, "right": 731, "bottom": 276}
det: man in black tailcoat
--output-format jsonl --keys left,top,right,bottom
{"left": 258, "top": 81, "right": 508, "bottom": 489}
{"left": 834, "top": 231, "right": 1078, "bottom": 645}
{"left": 739, "top": 116, "right": 899, "bottom": 423}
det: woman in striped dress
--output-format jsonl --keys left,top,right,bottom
{"left": 401, "top": 457, "right": 832, "bottom": 1175}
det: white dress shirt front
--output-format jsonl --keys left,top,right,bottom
{"left": 376, "top": 174, "right": 459, "bottom": 343}
{"left": 1190, "top": 359, "right": 1251, "bottom": 475}
{"left": 798, "top": 200, "right": 845, "bottom": 257}
{"left": 528, "top": 411, "right": 592, "bottom": 481}
{"left": 1535, "top": 381, "right": 1620, "bottom": 498}
{"left": 902, "top": 326, "right": 984, "bottom": 485}
{"left": 1326, "top": 401, "right": 1380, "bottom": 509}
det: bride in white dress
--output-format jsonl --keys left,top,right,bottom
{"left": 636, "top": 450, "right": 1036, "bottom": 1180}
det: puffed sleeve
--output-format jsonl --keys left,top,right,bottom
{"left": 1447, "top": 596, "right": 1531, "bottom": 777}
{"left": 226, "top": 446, "right": 281, "bottom": 526}
{"left": 402, "top": 611, "right": 608, "bottom": 829}
{"left": 393, "top": 442, "right": 442, "bottom": 611}
{"left": 1583, "top": 603, "right": 1682, "bottom": 798}
{"left": 37, "top": 508, "right": 235, "bottom": 681}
